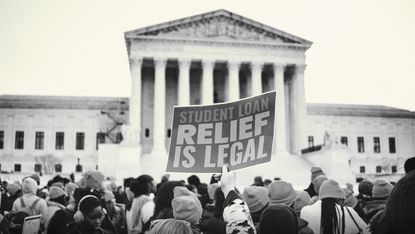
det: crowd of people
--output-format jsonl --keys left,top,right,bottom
{"left": 0, "top": 156, "right": 414, "bottom": 234}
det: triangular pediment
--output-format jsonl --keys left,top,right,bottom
{"left": 125, "top": 9, "right": 312, "bottom": 45}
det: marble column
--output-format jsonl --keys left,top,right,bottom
{"left": 251, "top": 62, "right": 263, "bottom": 96}
{"left": 178, "top": 59, "right": 191, "bottom": 106}
{"left": 201, "top": 59, "right": 214, "bottom": 104}
{"left": 296, "top": 64, "right": 307, "bottom": 153}
{"left": 228, "top": 60, "right": 240, "bottom": 101}
{"left": 274, "top": 64, "right": 287, "bottom": 153}
{"left": 153, "top": 58, "right": 167, "bottom": 153}
{"left": 122, "top": 57, "right": 142, "bottom": 146}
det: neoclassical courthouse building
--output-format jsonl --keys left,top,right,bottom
{"left": 1, "top": 10, "right": 414, "bottom": 182}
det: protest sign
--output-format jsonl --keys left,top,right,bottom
{"left": 167, "top": 91, "right": 276, "bottom": 173}
{"left": 22, "top": 215, "right": 41, "bottom": 234}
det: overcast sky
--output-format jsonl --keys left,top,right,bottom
{"left": 0, "top": 0, "right": 414, "bottom": 110}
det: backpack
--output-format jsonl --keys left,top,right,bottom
{"left": 17, "top": 197, "right": 41, "bottom": 216}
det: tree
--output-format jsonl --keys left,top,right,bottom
{"left": 35, "top": 154, "right": 61, "bottom": 174}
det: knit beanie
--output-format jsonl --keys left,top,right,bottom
{"left": 242, "top": 186, "right": 269, "bottom": 213}
{"left": 404, "top": 157, "right": 415, "bottom": 173}
{"left": 310, "top": 167, "right": 325, "bottom": 181}
{"left": 172, "top": 187, "right": 202, "bottom": 224}
{"left": 7, "top": 183, "right": 21, "bottom": 196}
{"left": 358, "top": 180, "right": 373, "bottom": 197}
{"left": 319, "top": 179, "right": 345, "bottom": 200}
{"left": 372, "top": 180, "right": 393, "bottom": 198}
{"left": 268, "top": 181, "right": 296, "bottom": 206}
{"left": 312, "top": 175, "right": 328, "bottom": 195}
{"left": 49, "top": 186, "right": 66, "bottom": 199}
{"left": 343, "top": 188, "right": 357, "bottom": 208}
{"left": 259, "top": 204, "right": 298, "bottom": 234}
{"left": 22, "top": 177, "right": 38, "bottom": 195}
{"left": 207, "top": 183, "right": 220, "bottom": 200}
{"left": 293, "top": 190, "right": 310, "bottom": 215}
{"left": 83, "top": 170, "right": 105, "bottom": 191}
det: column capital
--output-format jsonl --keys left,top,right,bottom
{"left": 273, "top": 63, "right": 286, "bottom": 70}
{"left": 154, "top": 57, "right": 167, "bottom": 67}
{"left": 178, "top": 58, "right": 192, "bottom": 67}
{"left": 201, "top": 59, "right": 215, "bottom": 68}
{"left": 295, "top": 64, "right": 307, "bottom": 72}
{"left": 251, "top": 61, "right": 265, "bottom": 70}
{"left": 228, "top": 60, "right": 241, "bottom": 70}
{"left": 129, "top": 57, "right": 143, "bottom": 67}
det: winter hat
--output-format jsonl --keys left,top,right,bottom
{"left": 7, "top": 183, "right": 21, "bottom": 196}
{"left": 49, "top": 186, "right": 66, "bottom": 199}
{"left": 136, "top": 174, "right": 154, "bottom": 184}
{"left": 22, "top": 177, "right": 38, "bottom": 195}
{"left": 312, "top": 175, "right": 328, "bottom": 195}
{"left": 103, "top": 190, "right": 115, "bottom": 202}
{"left": 319, "top": 179, "right": 345, "bottom": 200}
{"left": 30, "top": 173, "right": 41, "bottom": 185}
{"left": 259, "top": 204, "right": 298, "bottom": 234}
{"left": 310, "top": 167, "right": 325, "bottom": 181}
{"left": 83, "top": 170, "right": 105, "bottom": 191}
{"left": 293, "top": 191, "right": 310, "bottom": 215}
{"left": 372, "top": 180, "right": 393, "bottom": 198}
{"left": 65, "top": 182, "right": 79, "bottom": 195}
{"left": 242, "top": 186, "right": 269, "bottom": 213}
{"left": 207, "top": 183, "right": 220, "bottom": 200}
{"left": 51, "top": 182, "right": 65, "bottom": 189}
{"left": 172, "top": 187, "right": 203, "bottom": 224}
{"left": 343, "top": 188, "right": 358, "bottom": 208}
{"left": 358, "top": 180, "right": 373, "bottom": 197}
{"left": 268, "top": 181, "right": 296, "bottom": 206}
{"left": 404, "top": 157, "right": 415, "bottom": 173}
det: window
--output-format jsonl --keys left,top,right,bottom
{"left": 389, "top": 137, "right": 396, "bottom": 153}
{"left": 360, "top": 166, "right": 365, "bottom": 173}
{"left": 116, "top": 132, "right": 123, "bottom": 143}
{"left": 357, "top": 137, "right": 365, "bottom": 153}
{"left": 55, "top": 132, "right": 64, "bottom": 150}
{"left": 167, "top": 129, "right": 172, "bottom": 138}
{"left": 15, "top": 131, "right": 24, "bottom": 149}
{"left": 76, "top": 132, "right": 85, "bottom": 150}
{"left": 96, "top": 132, "right": 105, "bottom": 150}
{"left": 55, "top": 164, "right": 62, "bottom": 173}
{"left": 376, "top": 166, "right": 382, "bottom": 173}
{"left": 14, "top": 164, "right": 21, "bottom": 172}
{"left": 391, "top": 165, "right": 397, "bottom": 173}
{"left": 308, "top": 136, "right": 314, "bottom": 148}
{"left": 76, "top": 164, "right": 83, "bottom": 173}
{"left": 373, "top": 137, "right": 380, "bottom": 153}
{"left": 35, "top": 132, "right": 44, "bottom": 150}
{"left": 0, "top": 130, "right": 4, "bottom": 149}
{"left": 145, "top": 128, "right": 150, "bottom": 138}
{"left": 340, "top": 136, "right": 348, "bottom": 146}
{"left": 34, "top": 164, "right": 42, "bottom": 173}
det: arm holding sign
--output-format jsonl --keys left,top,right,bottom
{"left": 221, "top": 166, "right": 256, "bottom": 234}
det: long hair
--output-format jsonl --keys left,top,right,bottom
{"left": 381, "top": 170, "right": 415, "bottom": 233}
{"left": 321, "top": 198, "right": 345, "bottom": 234}
{"left": 153, "top": 181, "right": 184, "bottom": 217}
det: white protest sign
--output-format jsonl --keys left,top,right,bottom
{"left": 167, "top": 91, "right": 276, "bottom": 172}
{"left": 22, "top": 215, "right": 41, "bottom": 234}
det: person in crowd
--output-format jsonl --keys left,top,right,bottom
{"left": 64, "top": 195, "right": 111, "bottom": 234}
{"left": 263, "top": 179, "right": 272, "bottom": 189}
{"left": 126, "top": 178, "right": 155, "bottom": 234}
{"left": 304, "top": 167, "right": 325, "bottom": 197}
{"left": 103, "top": 190, "right": 125, "bottom": 234}
{"left": 252, "top": 176, "right": 264, "bottom": 187}
{"left": 268, "top": 180, "right": 313, "bottom": 234}
{"left": 258, "top": 204, "right": 298, "bottom": 234}
{"left": 293, "top": 190, "right": 311, "bottom": 217}
{"left": 241, "top": 186, "right": 268, "bottom": 227}
{"left": 156, "top": 174, "right": 169, "bottom": 192}
{"left": 404, "top": 156, "right": 415, "bottom": 174}
{"left": 187, "top": 175, "right": 209, "bottom": 207}
{"left": 172, "top": 186, "right": 203, "bottom": 234}
{"left": 136, "top": 175, "right": 157, "bottom": 196}
{"left": 220, "top": 166, "right": 256, "bottom": 234}
{"left": 65, "top": 182, "right": 79, "bottom": 212}
{"left": 45, "top": 185, "right": 67, "bottom": 230}
{"left": 12, "top": 177, "right": 48, "bottom": 218}
{"left": 2, "top": 183, "right": 21, "bottom": 212}
{"left": 301, "top": 179, "right": 369, "bottom": 234}
{"left": 142, "top": 181, "right": 185, "bottom": 232}
{"left": 199, "top": 187, "right": 226, "bottom": 234}
{"left": 148, "top": 218, "right": 192, "bottom": 234}
{"left": 356, "top": 179, "right": 373, "bottom": 200}
{"left": 374, "top": 170, "right": 415, "bottom": 234}
{"left": 6, "top": 211, "right": 29, "bottom": 234}
{"left": 79, "top": 170, "right": 105, "bottom": 193}
{"left": 310, "top": 175, "right": 328, "bottom": 204}
{"left": 207, "top": 183, "right": 220, "bottom": 205}
{"left": 361, "top": 180, "right": 393, "bottom": 223}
